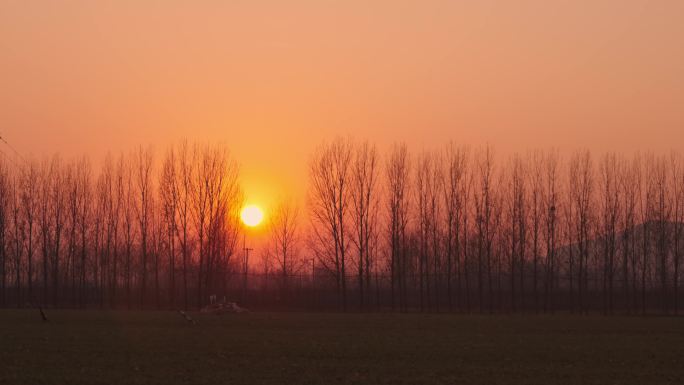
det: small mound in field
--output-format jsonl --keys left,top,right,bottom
{"left": 200, "top": 302, "right": 249, "bottom": 315}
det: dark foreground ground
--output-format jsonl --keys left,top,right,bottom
{"left": 0, "top": 310, "right": 682, "bottom": 385}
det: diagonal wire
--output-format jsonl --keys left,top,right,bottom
{"left": 0, "top": 132, "right": 28, "bottom": 164}
{"left": 0, "top": 146, "right": 21, "bottom": 168}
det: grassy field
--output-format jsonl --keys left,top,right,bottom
{"left": 0, "top": 310, "right": 683, "bottom": 385}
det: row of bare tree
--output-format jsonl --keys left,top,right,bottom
{"left": 1, "top": 138, "right": 683, "bottom": 314}
{"left": 0, "top": 142, "right": 242, "bottom": 310}
{"left": 300, "top": 139, "right": 684, "bottom": 314}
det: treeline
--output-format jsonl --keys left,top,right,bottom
{"left": 300, "top": 139, "right": 684, "bottom": 315}
{"left": 1, "top": 139, "right": 683, "bottom": 315}
{"left": 0, "top": 142, "right": 242, "bottom": 310}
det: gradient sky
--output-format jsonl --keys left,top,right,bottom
{"left": 1, "top": 0, "right": 683, "bottom": 208}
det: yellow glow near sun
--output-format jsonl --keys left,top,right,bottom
{"left": 241, "top": 205, "right": 264, "bottom": 227}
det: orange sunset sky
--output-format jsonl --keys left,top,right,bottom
{"left": 1, "top": 1, "right": 683, "bottom": 209}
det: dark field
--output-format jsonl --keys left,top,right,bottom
{"left": 1, "top": 310, "right": 683, "bottom": 385}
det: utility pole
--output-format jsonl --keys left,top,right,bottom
{"left": 311, "top": 258, "right": 316, "bottom": 308}
{"left": 242, "top": 245, "right": 252, "bottom": 303}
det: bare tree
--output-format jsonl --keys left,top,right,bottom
{"left": 267, "top": 199, "right": 301, "bottom": 296}
{"left": 192, "top": 145, "right": 209, "bottom": 308}
{"left": 38, "top": 158, "right": 55, "bottom": 305}
{"left": 474, "top": 146, "right": 496, "bottom": 313}
{"left": 542, "top": 150, "right": 560, "bottom": 313}
{"left": 50, "top": 157, "right": 66, "bottom": 307}
{"left": 671, "top": 152, "right": 684, "bottom": 315}
{"left": 569, "top": 151, "right": 593, "bottom": 314}
{"left": 107, "top": 155, "right": 123, "bottom": 307}
{"left": 64, "top": 162, "right": 78, "bottom": 306}
{"left": 151, "top": 203, "right": 162, "bottom": 308}
{"left": 528, "top": 151, "right": 544, "bottom": 313}
{"left": 9, "top": 169, "right": 23, "bottom": 307}
{"left": 415, "top": 151, "right": 435, "bottom": 311}
{"left": 386, "top": 143, "right": 411, "bottom": 312}
{"left": 0, "top": 161, "right": 9, "bottom": 306}
{"left": 205, "top": 144, "right": 241, "bottom": 303}
{"left": 350, "top": 141, "right": 379, "bottom": 309}
{"left": 308, "top": 138, "right": 353, "bottom": 311}
{"left": 505, "top": 153, "right": 527, "bottom": 312}
{"left": 176, "top": 142, "right": 193, "bottom": 310}
{"left": 650, "top": 155, "right": 670, "bottom": 314}
{"left": 599, "top": 153, "right": 620, "bottom": 314}
{"left": 21, "top": 161, "right": 39, "bottom": 304}
{"left": 619, "top": 155, "right": 639, "bottom": 313}
{"left": 93, "top": 165, "right": 107, "bottom": 307}
{"left": 119, "top": 154, "right": 136, "bottom": 309}
{"left": 442, "top": 143, "right": 469, "bottom": 311}
{"left": 160, "top": 148, "right": 178, "bottom": 308}
{"left": 192, "top": 143, "right": 241, "bottom": 307}
{"left": 639, "top": 154, "right": 653, "bottom": 315}
{"left": 134, "top": 147, "right": 154, "bottom": 307}
{"left": 429, "top": 153, "right": 443, "bottom": 311}
{"left": 76, "top": 157, "right": 92, "bottom": 308}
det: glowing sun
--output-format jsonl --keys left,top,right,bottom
{"left": 241, "top": 204, "right": 264, "bottom": 227}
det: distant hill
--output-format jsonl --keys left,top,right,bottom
{"left": 552, "top": 220, "right": 684, "bottom": 263}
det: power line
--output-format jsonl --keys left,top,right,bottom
{"left": 0, "top": 132, "right": 28, "bottom": 164}
{"left": 0, "top": 147, "right": 21, "bottom": 168}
